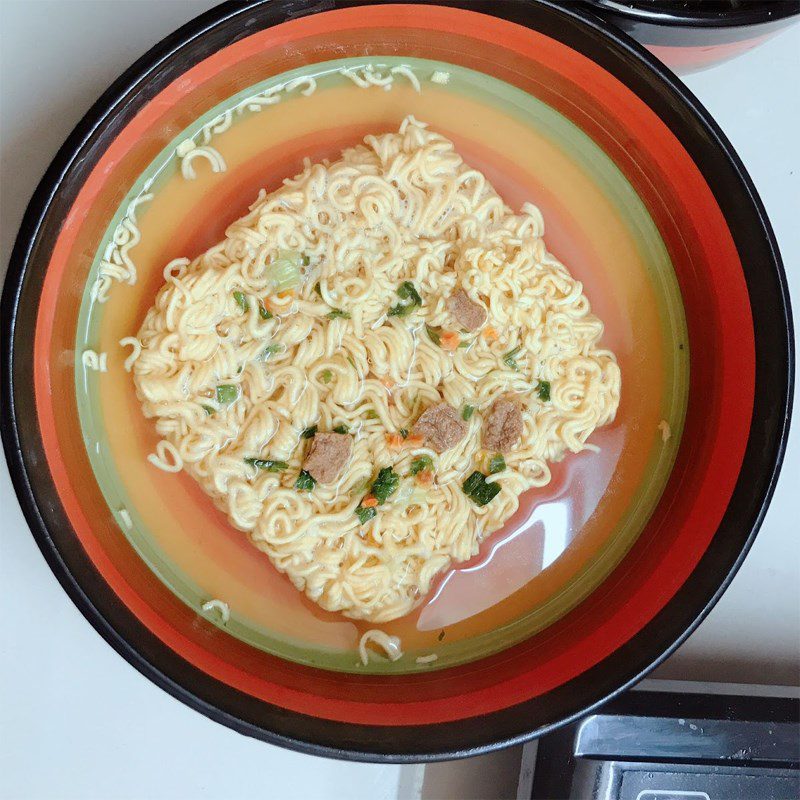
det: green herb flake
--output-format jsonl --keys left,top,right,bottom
{"left": 301, "top": 254, "right": 311, "bottom": 267}
{"left": 408, "top": 455, "right": 433, "bottom": 476}
{"left": 388, "top": 281, "right": 423, "bottom": 317}
{"left": 458, "top": 339, "right": 471, "bottom": 349}
{"left": 370, "top": 466, "right": 400, "bottom": 504}
{"left": 347, "top": 355, "right": 356, "bottom": 368}
{"left": 301, "top": 425, "right": 318, "bottom": 439}
{"left": 314, "top": 282, "right": 322, "bottom": 297}
{"left": 397, "top": 281, "right": 423, "bottom": 305}
{"left": 215, "top": 384, "right": 239, "bottom": 404}
{"left": 438, "top": 630, "right": 446, "bottom": 642}
{"left": 462, "top": 404, "right": 475, "bottom": 421}
{"left": 320, "top": 369, "right": 333, "bottom": 384}
{"left": 327, "top": 308, "right": 351, "bottom": 320}
{"left": 233, "top": 291, "right": 249, "bottom": 313}
{"left": 488, "top": 454, "right": 506, "bottom": 474}
{"left": 260, "top": 344, "right": 283, "bottom": 359}
{"left": 355, "top": 505, "right": 377, "bottom": 525}
{"left": 425, "top": 324, "right": 442, "bottom": 346}
{"left": 503, "top": 346, "right": 522, "bottom": 371}
{"left": 295, "top": 470, "right": 316, "bottom": 491}
{"left": 388, "top": 302, "right": 413, "bottom": 318}
{"left": 399, "top": 428, "right": 409, "bottom": 439}
{"left": 258, "top": 304, "right": 273, "bottom": 320}
{"left": 536, "top": 380, "right": 551, "bottom": 402}
{"left": 201, "top": 405, "right": 216, "bottom": 416}
{"left": 332, "top": 424, "right": 349, "bottom": 434}
{"left": 245, "top": 458, "right": 289, "bottom": 472}
{"left": 365, "top": 409, "right": 380, "bottom": 420}
{"left": 462, "top": 470, "right": 501, "bottom": 507}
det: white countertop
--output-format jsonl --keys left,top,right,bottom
{"left": 1, "top": 3, "right": 797, "bottom": 799}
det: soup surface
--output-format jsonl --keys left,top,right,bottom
{"left": 75, "top": 58, "right": 687, "bottom": 672}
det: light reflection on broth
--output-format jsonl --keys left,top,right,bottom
{"left": 79, "top": 62, "right": 686, "bottom": 671}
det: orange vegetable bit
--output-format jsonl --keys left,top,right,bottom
{"left": 405, "top": 433, "right": 425, "bottom": 447}
{"left": 439, "top": 330, "right": 460, "bottom": 351}
{"left": 415, "top": 469, "right": 434, "bottom": 486}
{"left": 483, "top": 326, "right": 499, "bottom": 342}
{"left": 385, "top": 433, "right": 405, "bottom": 450}
{"left": 361, "top": 495, "right": 379, "bottom": 508}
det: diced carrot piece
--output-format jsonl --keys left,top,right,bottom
{"left": 415, "top": 469, "right": 434, "bottom": 486}
{"left": 440, "top": 330, "right": 460, "bottom": 351}
{"left": 405, "top": 434, "right": 425, "bottom": 447}
{"left": 386, "top": 433, "right": 404, "bottom": 450}
{"left": 277, "top": 290, "right": 295, "bottom": 299}
{"left": 361, "top": 496, "right": 379, "bottom": 508}
{"left": 483, "top": 326, "right": 499, "bottom": 341}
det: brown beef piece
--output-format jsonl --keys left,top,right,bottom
{"left": 303, "top": 432, "right": 352, "bottom": 484}
{"left": 413, "top": 402, "right": 467, "bottom": 453}
{"left": 446, "top": 289, "right": 487, "bottom": 332}
{"left": 483, "top": 398, "right": 523, "bottom": 452}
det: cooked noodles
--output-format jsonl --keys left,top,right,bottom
{"left": 201, "top": 599, "right": 231, "bottom": 624}
{"left": 91, "top": 193, "right": 152, "bottom": 303}
{"left": 119, "top": 337, "right": 142, "bottom": 372}
{"left": 130, "top": 117, "right": 620, "bottom": 623}
{"left": 82, "top": 349, "right": 107, "bottom": 372}
{"left": 177, "top": 140, "right": 227, "bottom": 180}
{"left": 359, "top": 630, "right": 403, "bottom": 665}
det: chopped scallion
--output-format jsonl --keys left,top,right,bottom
{"left": 397, "top": 281, "right": 422, "bottom": 305}
{"left": 389, "top": 281, "right": 422, "bottom": 317}
{"left": 502, "top": 346, "right": 522, "bottom": 371}
{"left": 354, "top": 469, "right": 398, "bottom": 523}
{"left": 536, "top": 380, "right": 551, "bottom": 402}
{"left": 201, "top": 405, "right": 216, "bottom": 416}
{"left": 233, "top": 291, "right": 249, "bottom": 312}
{"left": 388, "top": 302, "right": 413, "bottom": 317}
{"left": 425, "top": 324, "right": 441, "bottom": 346}
{"left": 408, "top": 455, "right": 433, "bottom": 476}
{"left": 320, "top": 369, "right": 333, "bottom": 384}
{"left": 216, "top": 384, "right": 238, "bottom": 404}
{"left": 462, "top": 470, "right": 501, "bottom": 506}
{"left": 355, "top": 506, "right": 377, "bottom": 525}
{"left": 332, "top": 424, "right": 349, "bottom": 434}
{"left": 488, "top": 454, "right": 506, "bottom": 474}
{"left": 260, "top": 344, "right": 283, "bottom": 359}
{"left": 245, "top": 458, "right": 289, "bottom": 472}
{"left": 268, "top": 256, "right": 301, "bottom": 293}
{"left": 327, "top": 308, "right": 351, "bottom": 320}
{"left": 370, "top": 467, "right": 400, "bottom": 504}
{"left": 301, "top": 425, "right": 317, "bottom": 439}
{"left": 258, "top": 304, "right": 273, "bottom": 320}
{"left": 462, "top": 404, "right": 475, "bottom": 421}
{"left": 295, "top": 470, "right": 316, "bottom": 491}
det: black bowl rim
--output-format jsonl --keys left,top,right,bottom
{"left": 0, "top": 0, "right": 793, "bottom": 762}
{"left": 582, "top": 0, "right": 800, "bottom": 29}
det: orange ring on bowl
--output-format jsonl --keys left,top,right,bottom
{"left": 2, "top": 1, "right": 792, "bottom": 759}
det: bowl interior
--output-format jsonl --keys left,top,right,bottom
{"left": 73, "top": 54, "right": 687, "bottom": 673}
{"left": 10, "top": 1, "right": 782, "bottom": 757}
